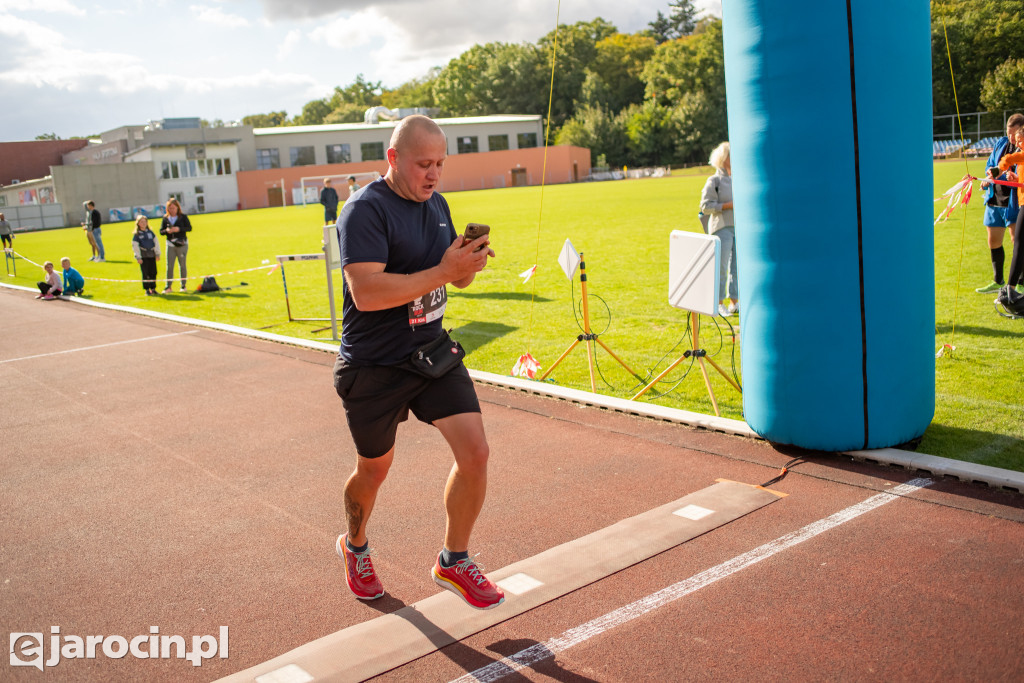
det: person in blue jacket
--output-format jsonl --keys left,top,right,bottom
{"left": 977, "top": 113, "right": 1024, "bottom": 293}
{"left": 60, "top": 257, "right": 85, "bottom": 296}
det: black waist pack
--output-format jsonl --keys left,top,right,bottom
{"left": 407, "top": 329, "right": 465, "bottom": 379}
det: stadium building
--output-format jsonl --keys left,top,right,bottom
{"left": 0, "top": 113, "right": 588, "bottom": 230}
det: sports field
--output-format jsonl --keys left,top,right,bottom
{"left": 4, "top": 160, "right": 1021, "bottom": 471}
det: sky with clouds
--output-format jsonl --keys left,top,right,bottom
{"left": 1, "top": 0, "right": 721, "bottom": 141}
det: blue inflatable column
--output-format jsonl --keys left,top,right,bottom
{"left": 722, "top": 0, "right": 934, "bottom": 450}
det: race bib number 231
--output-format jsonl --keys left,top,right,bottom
{"left": 408, "top": 286, "right": 447, "bottom": 327}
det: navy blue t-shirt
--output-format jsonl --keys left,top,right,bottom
{"left": 337, "top": 178, "right": 457, "bottom": 365}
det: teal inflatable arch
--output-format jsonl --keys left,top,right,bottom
{"left": 721, "top": 0, "right": 934, "bottom": 450}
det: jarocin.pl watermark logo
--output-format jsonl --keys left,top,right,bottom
{"left": 10, "top": 626, "right": 228, "bottom": 671}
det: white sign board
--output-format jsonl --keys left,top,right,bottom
{"left": 323, "top": 225, "right": 341, "bottom": 270}
{"left": 668, "top": 230, "right": 720, "bottom": 316}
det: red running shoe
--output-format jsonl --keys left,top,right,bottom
{"left": 432, "top": 554, "right": 505, "bottom": 610}
{"left": 336, "top": 534, "right": 384, "bottom": 600}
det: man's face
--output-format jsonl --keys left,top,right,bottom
{"left": 1008, "top": 122, "right": 1020, "bottom": 140}
{"left": 388, "top": 132, "right": 447, "bottom": 202}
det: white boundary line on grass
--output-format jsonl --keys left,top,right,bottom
{"left": 451, "top": 478, "right": 934, "bottom": 683}
{"left": 0, "top": 331, "right": 198, "bottom": 364}
{"left": 2, "top": 281, "right": 1022, "bottom": 493}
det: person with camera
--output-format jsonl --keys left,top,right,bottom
{"left": 159, "top": 198, "right": 192, "bottom": 293}
{"left": 332, "top": 115, "right": 502, "bottom": 609}
{"left": 976, "top": 113, "right": 1023, "bottom": 293}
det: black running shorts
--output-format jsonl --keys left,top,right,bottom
{"left": 333, "top": 358, "right": 480, "bottom": 459}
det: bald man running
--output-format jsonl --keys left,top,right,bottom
{"left": 332, "top": 115, "right": 503, "bottom": 609}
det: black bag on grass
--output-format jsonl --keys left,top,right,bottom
{"left": 197, "top": 276, "right": 220, "bottom": 293}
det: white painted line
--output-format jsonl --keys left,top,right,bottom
{"left": 451, "top": 477, "right": 933, "bottom": 683}
{"left": 254, "top": 664, "right": 314, "bottom": 683}
{"left": 673, "top": 504, "right": 715, "bottom": 521}
{"left": 497, "top": 573, "right": 544, "bottom": 596}
{"left": 0, "top": 331, "right": 199, "bottom": 364}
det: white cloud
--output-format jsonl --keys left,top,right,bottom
{"left": 0, "top": 0, "right": 84, "bottom": 15}
{"left": 277, "top": 28, "right": 303, "bottom": 60}
{"left": 190, "top": 4, "right": 250, "bottom": 28}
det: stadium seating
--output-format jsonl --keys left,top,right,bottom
{"left": 965, "top": 136, "right": 999, "bottom": 157}
{"left": 932, "top": 138, "right": 972, "bottom": 159}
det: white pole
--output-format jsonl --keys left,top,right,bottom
{"left": 323, "top": 225, "right": 340, "bottom": 341}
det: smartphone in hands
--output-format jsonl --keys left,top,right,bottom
{"left": 463, "top": 223, "right": 490, "bottom": 252}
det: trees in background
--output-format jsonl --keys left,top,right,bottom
{"left": 980, "top": 58, "right": 1024, "bottom": 113}
{"left": 239, "top": 1, "right": 1023, "bottom": 168}
{"left": 931, "top": 0, "right": 1024, "bottom": 115}
{"left": 647, "top": 0, "right": 699, "bottom": 44}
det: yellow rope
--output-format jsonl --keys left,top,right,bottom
{"left": 942, "top": 16, "right": 971, "bottom": 358}
{"left": 526, "top": 0, "right": 562, "bottom": 355}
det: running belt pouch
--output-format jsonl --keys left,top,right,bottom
{"left": 407, "top": 329, "right": 465, "bottom": 379}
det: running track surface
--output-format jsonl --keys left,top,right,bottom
{"left": 2, "top": 287, "right": 1023, "bottom": 682}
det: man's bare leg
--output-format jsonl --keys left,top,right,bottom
{"left": 434, "top": 412, "right": 489, "bottom": 553}
{"left": 344, "top": 448, "right": 394, "bottom": 547}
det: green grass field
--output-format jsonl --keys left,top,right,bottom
{"left": 4, "top": 161, "right": 1022, "bottom": 471}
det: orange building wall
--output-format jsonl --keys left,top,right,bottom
{"left": 235, "top": 146, "right": 591, "bottom": 210}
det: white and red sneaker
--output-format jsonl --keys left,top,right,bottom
{"left": 432, "top": 554, "right": 504, "bottom": 610}
{"left": 336, "top": 534, "right": 384, "bottom": 600}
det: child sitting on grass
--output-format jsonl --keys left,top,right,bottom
{"left": 61, "top": 257, "right": 85, "bottom": 296}
{"left": 36, "top": 261, "right": 63, "bottom": 300}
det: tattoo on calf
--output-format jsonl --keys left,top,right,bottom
{"left": 345, "top": 493, "right": 363, "bottom": 538}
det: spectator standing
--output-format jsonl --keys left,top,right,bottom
{"left": 160, "top": 198, "right": 192, "bottom": 293}
{"left": 35, "top": 261, "right": 62, "bottom": 299}
{"left": 60, "top": 257, "right": 85, "bottom": 296}
{"left": 976, "top": 113, "right": 1023, "bottom": 293}
{"left": 320, "top": 177, "right": 340, "bottom": 226}
{"left": 347, "top": 175, "right": 361, "bottom": 198}
{"left": 700, "top": 141, "right": 739, "bottom": 317}
{"left": 84, "top": 200, "right": 104, "bottom": 262}
{"left": 333, "top": 115, "right": 501, "bottom": 609}
{"left": 132, "top": 215, "right": 161, "bottom": 296}
{"left": 996, "top": 125, "right": 1024, "bottom": 297}
{"left": 0, "top": 212, "right": 13, "bottom": 251}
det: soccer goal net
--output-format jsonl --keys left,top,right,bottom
{"left": 298, "top": 171, "right": 381, "bottom": 206}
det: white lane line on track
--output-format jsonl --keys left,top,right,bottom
{"left": 0, "top": 331, "right": 199, "bottom": 364}
{"left": 452, "top": 477, "right": 933, "bottom": 683}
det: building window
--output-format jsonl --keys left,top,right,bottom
{"left": 488, "top": 135, "right": 509, "bottom": 152}
{"left": 290, "top": 146, "right": 315, "bottom": 166}
{"left": 161, "top": 162, "right": 171, "bottom": 179}
{"left": 518, "top": 132, "right": 538, "bottom": 149}
{"left": 457, "top": 136, "right": 479, "bottom": 154}
{"left": 326, "top": 143, "right": 351, "bottom": 164}
{"left": 223, "top": 158, "right": 231, "bottom": 175}
{"left": 256, "top": 149, "right": 280, "bottom": 170}
{"left": 361, "top": 142, "right": 385, "bottom": 161}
